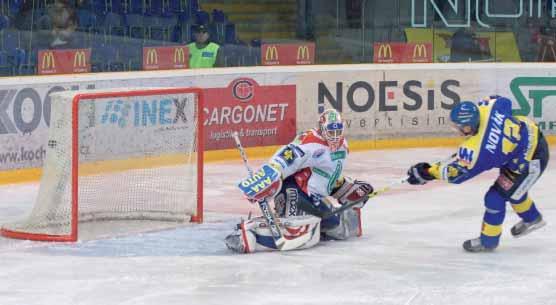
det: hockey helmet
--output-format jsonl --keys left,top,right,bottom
{"left": 450, "top": 101, "right": 479, "bottom": 135}
{"left": 318, "top": 109, "right": 344, "bottom": 151}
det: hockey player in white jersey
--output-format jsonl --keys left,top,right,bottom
{"left": 225, "top": 109, "right": 374, "bottom": 253}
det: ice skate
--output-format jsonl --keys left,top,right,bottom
{"left": 462, "top": 238, "right": 496, "bottom": 253}
{"left": 224, "top": 231, "right": 245, "bottom": 253}
{"left": 511, "top": 215, "right": 546, "bottom": 238}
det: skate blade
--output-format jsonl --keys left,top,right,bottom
{"left": 513, "top": 220, "right": 547, "bottom": 238}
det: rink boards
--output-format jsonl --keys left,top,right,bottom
{"left": 0, "top": 63, "right": 555, "bottom": 183}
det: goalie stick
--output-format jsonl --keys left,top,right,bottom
{"left": 232, "top": 132, "right": 312, "bottom": 251}
{"left": 321, "top": 152, "right": 458, "bottom": 219}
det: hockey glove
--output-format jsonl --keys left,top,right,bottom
{"left": 407, "top": 162, "right": 435, "bottom": 185}
{"left": 332, "top": 177, "right": 374, "bottom": 207}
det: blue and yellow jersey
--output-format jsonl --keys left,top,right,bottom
{"left": 429, "top": 97, "right": 539, "bottom": 184}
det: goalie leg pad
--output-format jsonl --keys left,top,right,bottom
{"left": 225, "top": 215, "right": 321, "bottom": 253}
{"left": 321, "top": 207, "right": 362, "bottom": 240}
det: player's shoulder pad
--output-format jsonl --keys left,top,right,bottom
{"left": 273, "top": 143, "right": 307, "bottom": 169}
{"left": 297, "top": 129, "right": 328, "bottom": 146}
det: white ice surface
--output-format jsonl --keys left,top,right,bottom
{"left": 1, "top": 147, "right": 555, "bottom": 305}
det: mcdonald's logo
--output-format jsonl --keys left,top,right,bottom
{"left": 173, "top": 47, "right": 186, "bottom": 65}
{"left": 413, "top": 43, "right": 427, "bottom": 59}
{"left": 377, "top": 44, "right": 393, "bottom": 60}
{"left": 42, "top": 51, "right": 56, "bottom": 70}
{"left": 265, "top": 45, "right": 279, "bottom": 62}
{"left": 146, "top": 48, "right": 158, "bottom": 65}
{"left": 73, "top": 50, "right": 87, "bottom": 68}
{"left": 297, "top": 45, "right": 310, "bottom": 61}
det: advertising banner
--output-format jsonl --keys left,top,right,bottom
{"left": 297, "top": 68, "right": 470, "bottom": 139}
{"left": 37, "top": 49, "right": 91, "bottom": 75}
{"left": 373, "top": 43, "right": 405, "bottom": 63}
{"left": 0, "top": 71, "right": 296, "bottom": 171}
{"left": 142, "top": 46, "right": 189, "bottom": 70}
{"left": 373, "top": 43, "right": 432, "bottom": 63}
{"left": 261, "top": 43, "right": 315, "bottom": 66}
{"left": 204, "top": 78, "right": 296, "bottom": 150}
{"left": 2, "top": 63, "right": 556, "bottom": 175}
{"left": 77, "top": 92, "right": 196, "bottom": 161}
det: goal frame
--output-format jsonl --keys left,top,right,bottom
{"left": 1, "top": 87, "right": 204, "bottom": 242}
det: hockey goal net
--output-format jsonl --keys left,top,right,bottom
{"left": 1, "top": 87, "right": 204, "bottom": 241}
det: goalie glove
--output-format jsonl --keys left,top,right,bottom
{"left": 331, "top": 176, "right": 374, "bottom": 207}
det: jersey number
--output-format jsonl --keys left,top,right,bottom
{"left": 502, "top": 119, "right": 521, "bottom": 155}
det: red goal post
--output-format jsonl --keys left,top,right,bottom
{"left": 1, "top": 87, "right": 204, "bottom": 242}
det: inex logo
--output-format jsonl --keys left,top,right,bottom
{"left": 100, "top": 100, "right": 131, "bottom": 127}
{"left": 100, "top": 98, "right": 188, "bottom": 128}
{"left": 231, "top": 78, "right": 255, "bottom": 102}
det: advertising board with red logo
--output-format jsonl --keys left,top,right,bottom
{"left": 261, "top": 43, "right": 315, "bottom": 66}
{"left": 37, "top": 49, "right": 91, "bottom": 75}
{"left": 142, "top": 46, "right": 189, "bottom": 70}
{"left": 204, "top": 78, "right": 296, "bottom": 150}
{"left": 373, "top": 42, "right": 432, "bottom": 63}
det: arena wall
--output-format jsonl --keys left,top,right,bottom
{"left": 0, "top": 63, "right": 555, "bottom": 184}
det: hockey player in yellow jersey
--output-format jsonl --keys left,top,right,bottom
{"left": 406, "top": 96, "right": 549, "bottom": 252}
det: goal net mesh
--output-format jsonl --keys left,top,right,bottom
{"left": 1, "top": 88, "right": 203, "bottom": 241}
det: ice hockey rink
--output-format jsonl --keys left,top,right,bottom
{"left": 1, "top": 147, "right": 555, "bottom": 305}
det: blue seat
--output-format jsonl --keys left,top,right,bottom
{"left": 150, "top": 15, "right": 177, "bottom": 41}
{"left": 189, "top": 0, "right": 199, "bottom": 14}
{"left": 169, "top": 0, "right": 184, "bottom": 13}
{"left": 212, "top": 10, "right": 226, "bottom": 23}
{"left": 0, "top": 50, "right": 11, "bottom": 76}
{"left": 194, "top": 10, "right": 209, "bottom": 25}
{"left": 222, "top": 44, "right": 242, "bottom": 67}
{"left": 110, "top": 0, "right": 124, "bottom": 14}
{"left": 225, "top": 23, "right": 236, "bottom": 44}
{"left": 102, "top": 12, "right": 125, "bottom": 36}
{"left": 77, "top": 9, "right": 97, "bottom": 32}
{"left": 91, "top": 0, "right": 107, "bottom": 14}
{"left": 176, "top": 11, "right": 189, "bottom": 24}
{"left": 125, "top": 14, "right": 146, "bottom": 39}
{"left": 7, "top": 48, "right": 25, "bottom": 73}
{"left": 129, "top": 0, "right": 144, "bottom": 14}
{"left": 2, "top": 31, "right": 19, "bottom": 50}
{"left": 172, "top": 22, "right": 192, "bottom": 43}
{"left": 0, "top": 15, "right": 9, "bottom": 31}
{"left": 9, "top": 0, "right": 23, "bottom": 15}
{"left": 243, "top": 46, "right": 260, "bottom": 66}
{"left": 149, "top": 1, "right": 165, "bottom": 15}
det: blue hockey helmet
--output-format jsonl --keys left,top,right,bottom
{"left": 450, "top": 101, "right": 479, "bottom": 135}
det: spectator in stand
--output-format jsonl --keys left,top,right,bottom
{"left": 187, "top": 24, "right": 223, "bottom": 68}
{"left": 48, "top": 0, "right": 78, "bottom": 49}
{"left": 537, "top": 19, "right": 556, "bottom": 62}
{"left": 449, "top": 25, "right": 488, "bottom": 62}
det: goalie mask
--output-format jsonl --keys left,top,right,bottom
{"left": 318, "top": 109, "right": 344, "bottom": 152}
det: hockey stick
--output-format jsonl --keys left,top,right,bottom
{"left": 232, "top": 132, "right": 307, "bottom": 251}
{"left": 321, "top": 152, "right": 458, "bottom": 219}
